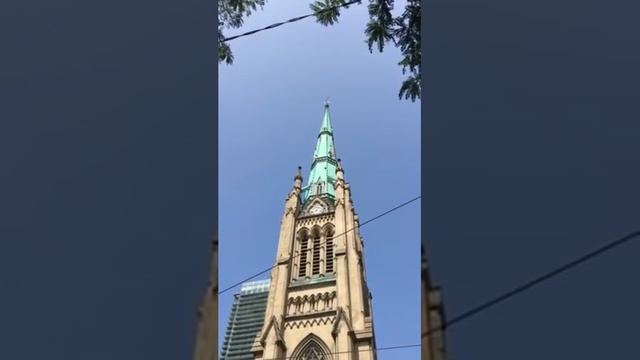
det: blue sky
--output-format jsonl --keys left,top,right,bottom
{"left": 218, "top": 1, "right": 421, "bottom": 358}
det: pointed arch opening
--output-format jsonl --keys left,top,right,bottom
{"left": 297, "top": 229, "right": 310, "bottom": 278}
{"left": 324, "top": 225, "right": 334, "bottom": 274}
{"left": 291, "top": 334, "right": 332, "bottom": 360}
{"left": 311, "top": 227, "right": 322, "bottom": 275}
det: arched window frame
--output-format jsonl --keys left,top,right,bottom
{"left": 294, "top": 224, "right": 336, "bottom": 281}
{"left": 290, "top": 334, "right": 332, "bottom": 360}
{"left": 311, "top": 227, "right": 322, "bottom": 276}
{"left": 323, "top": 225, "right": 335, "bottom": 274}
{"left": 296, "top": 229, "right": 310, "bottom": 279}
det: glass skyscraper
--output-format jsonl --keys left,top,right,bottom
{"left": 220, "top": 279, "right": 270, "bottom": 360}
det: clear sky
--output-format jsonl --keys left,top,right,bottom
{"left": 219, "top": 1, "right": 421, "bottom": 358}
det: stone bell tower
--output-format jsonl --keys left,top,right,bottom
{"left": 251, "top": 102, "right": 376, "bottom": 360}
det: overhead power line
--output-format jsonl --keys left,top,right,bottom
{"left": 222, "top": 0, "right": 362, "bottom": 42}
{"left": 218, "top": 194, "right": 421, "bottom": 294}
{"left": 221, "top": 229, "right": 640, "bottom": 359}
{"left": 423, "top": 229, "right": 640, "bottom": 339}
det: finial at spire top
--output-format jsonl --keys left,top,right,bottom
{"left": 324, "top": 97, "right": 330, "bottom": 108}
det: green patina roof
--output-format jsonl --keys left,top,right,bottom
{"left": 302, "top": 103, "right": 338, "bottom": 203}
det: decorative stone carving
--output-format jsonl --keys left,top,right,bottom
{"left": 296, "top": 215, "right": 335, "bottom": 229}
{"left": 300, "top": 198, "right": 332, "bottom": 217}
{"left": 286, "top": 291, "right": 337, "bottom": 316}
{"left": 284, "top": 316, "right": 336, "bottom": 330}
{"left": 285, "top": 206, "right": 295, "bottom": 217}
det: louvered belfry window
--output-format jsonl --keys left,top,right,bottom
{"left": 298, "top": 233, "right": 308, "bottom": 278}
{"left": 312, "top": 232, "right": 321, "bottom": 275}
{"left": 325, "top": 231, "right": 334, "bottom": 273}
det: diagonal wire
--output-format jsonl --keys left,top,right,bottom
{"left": 218, "top": 195, "right": 421, "bottom": 294}
{"left": 422, "top": 229, "right": 640, "bottom": 339}
{"left": 222, "top": 0, "right": 362, "bottom": 42}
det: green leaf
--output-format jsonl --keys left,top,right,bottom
{"left": 218, "top": 0, "right": 422, "bottom": 102}
{"left": 219, "top": 41, "right": 234, "bottom": 65}
{"left": 398, "top": 75, "right": 420, "bottom": 102}
{"left": 311, "top": 0, "right": 342, "bottom": 26}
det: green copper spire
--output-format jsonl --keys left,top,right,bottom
{"left": 302, "top": 102, "right": 339, "bottom": 203}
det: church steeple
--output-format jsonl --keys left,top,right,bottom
{"left": 302, "top": 102, "right": 339, "bottom": 202}
{"left": 251, "top": 101, "right": 376, "bottom": 360}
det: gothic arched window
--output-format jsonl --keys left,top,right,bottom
{"left": 311, "top": 229, "right": 321, "bottom": 275}
{"left": 299, "top": 345, "right": 325, "bottom": 360}
{"left": 298, "top": 231, "right": 309, "bottom": 278}
{"left": 291, "top": 335, "right": 331, "bottom": 360}
{"left": 296, "top": 226, "right": 336, "bottom": 280}
{"left": 325, "top": 229, "right": 334, "bottom": 274}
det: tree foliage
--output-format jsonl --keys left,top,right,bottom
{"left": 218, "top": 0, "right": 421, "bottom": 101}
{"left": 218, "top": 0, "right": 267, "bottom": 64}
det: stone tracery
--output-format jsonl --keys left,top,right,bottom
{"left": 290, "top": 334, "right": 332, "bottom": 360}
{"left": 287, "top": 291, "right": 337, "bottom": 316}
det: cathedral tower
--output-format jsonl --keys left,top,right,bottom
{"left": 251, "top": 103, "right": 377, "bottom": 360}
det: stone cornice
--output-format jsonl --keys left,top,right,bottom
{"left": 289, "top": 275, "right": 336, "bottom": 289}
{"left": 285, "top": 309, "right": 337, "bottom": 322}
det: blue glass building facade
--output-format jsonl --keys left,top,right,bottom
{"left": 220, "top": 280, "right": 270, "bottom": 360}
